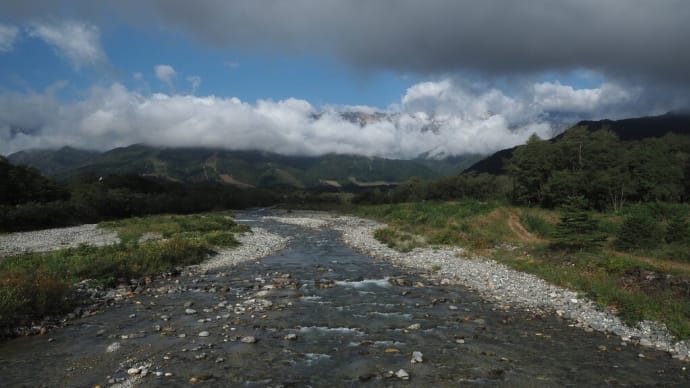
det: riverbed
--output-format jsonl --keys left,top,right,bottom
{"left": 0, "top": 210, "right": 688, "bottom": 386}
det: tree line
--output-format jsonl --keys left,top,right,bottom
{"left": 0, "top": 157, "right": 284, "bottom": 232}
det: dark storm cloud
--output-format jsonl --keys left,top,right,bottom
{"left": 2, "top": 1, "right": 688, "bottom": 84}
{"left": 133, "top": 0, "right": 690, "bottom": 84}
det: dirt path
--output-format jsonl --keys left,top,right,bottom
{"left": 507, "top": 211, "right": 542, "bottom": 244}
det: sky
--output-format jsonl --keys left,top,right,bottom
{"left": 1, "top": 1, "right": 689, "bottom": 158}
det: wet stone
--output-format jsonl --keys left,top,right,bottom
{"left": 396, "top": 369, "right": 410, "bottom": 380}
{"left": 240, "top": 336, "right": 257, "bottom": 344}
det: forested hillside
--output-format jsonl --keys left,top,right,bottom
{"left": 8, "top": 145, "right": 445, "bottom": 189}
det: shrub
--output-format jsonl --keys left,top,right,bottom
{"left": 552, "top": 196, "right": 606, "bottom": 250}
{"left": 665, "top": 213, "right": 689, "bottom": 244}
{"left": 615, "top": 211, "right": 663, "bottom": 251}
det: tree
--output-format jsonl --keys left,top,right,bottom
{"left": 615, "top": 210, "right": 663, "bottom": 251}
{"left": 552, "top": 196, "right": 606, "bottom": 250}
{"left": 507, "top": 134, "right": 554, "bottom": 206}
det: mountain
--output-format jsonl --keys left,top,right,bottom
{"left": 464, "top": 112, "right": 690, "bottom": 175}
{"left": 8, "top": 145, "right": 444, "bottom": 189}
{"left": 7, "top": 146, "right": 100, "bottom": 176}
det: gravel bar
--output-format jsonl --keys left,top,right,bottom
{"left": 194, "top": 227, "right": 289, "bottom": 272}
{"left": 266, "top": 210, "right": 690, "bottom": 362}
{"left": 0, "top": 224, "right": 120, "bottom": 258}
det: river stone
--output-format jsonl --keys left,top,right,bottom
{"left": 241, "top": 336, "right": 257, "bottom": 343}
{"left": 105, "top": 342, "right": 121, "bottom": 353}
{"left": 198, "top": 331, "right": 210, "bottom": 337}
{"left": 185, "top": 308, "right": 197, "bottom": 315}
{"left": 127, "top": 367, "right": 141, "bottom": 375}
{"left": 411, "top": 351, "right": 423, "bottom": 364}
{"left": 284, "top": 333, "right": 298, "bottom": 340}
{"left": 396, "top": 369, "right": 410, "bottom": 380}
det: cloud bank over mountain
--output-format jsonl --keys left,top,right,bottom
{"left": 0, "top": 78, "right": 666, "bottom": 158}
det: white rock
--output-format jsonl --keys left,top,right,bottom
{"left": 410, "top": 351, "right": 423, "bottom": 364}
{"left": 105, "top": 342, "right": 121, "bottom": 353}
{"left": 395, "top": 369, "right": 410, "bottom": 380}
{"left": 241, "top": 336, "right": 257, "bottom": 343}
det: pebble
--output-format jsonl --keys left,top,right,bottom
{"left": 395, "top": 369, "right": 410, "bottom": 380}
{"left": 241, "top": 336, "right": 257, "bottom": 343}
{"left": 411, "top": 351, "right": 423, "bottom": 364}
{"left": 198, "top": 331, "right": 210, "bottom": 337}
{"left": 284, "top": 333, "right": 298, "bottom": 340}
{"left": 127, "top": 367, "right": 141, "bottom": 375}
{"left": 105, "top": 342, "right": 121, "bottom": 353}
{"left": 185, "top": 309, "right": 197, "bottom": 315}
{"left": 406, "top": 323, "right": 421, "bottom": 331}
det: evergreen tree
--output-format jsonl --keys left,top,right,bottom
{"left": 552, "top": 196, "right": 606, "bottom": 250}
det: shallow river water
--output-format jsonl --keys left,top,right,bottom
{"left": 1, "top": 214, "right": 688, "bottom": 387}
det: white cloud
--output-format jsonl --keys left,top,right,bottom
{"left": 27, "top": 20, "right": 106, "bottom": 69}
{"left": 533, "top": 82, "right": 636, "bottom": 113}
{"left": 0, "top": 79, "right": 660, "bottom": 158}
{"left": 154, "top": 65, "right": 175, "bottom": 82}
{"left": 154, "top": 64, "right": 176, "bottom": 92}
{"left": 132, "top": 72, "right": 143, "bottom": 81}
{"left": 187, "top": 75, "right": 201, "bottom": 95}
{"left": 0, "top": 23, "right": 19, "bottom": 52}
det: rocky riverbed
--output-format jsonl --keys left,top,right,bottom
{"left": 0, "top": 210, "right": 688, "bottom": 386}
{"left": 0, "top": 224, "right": 120, "bottom": 257}
{"left": 270, "top": 210, "right": 690, "bottom": 362}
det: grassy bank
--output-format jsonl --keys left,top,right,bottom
{"left": 354, "top": 201, "right": 690, "bottom": 339}
{"left": 0, "top": 212, "right": 249, "bottom": 332}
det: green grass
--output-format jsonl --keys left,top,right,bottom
{"left": 99, "top": 212, "right": 247, "bottom": 243}
{"left": 0, "top": 212, "right": 250, "bottom": 333}
{"left": 519, "top": 211, "right": 556, "bottom": 238}
{"left": 356, "top": 200, "right": 502, "bottom": 250}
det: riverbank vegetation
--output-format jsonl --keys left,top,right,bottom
{"left": 355, "top": 200, "right": 690, "bottom": 339}
{"left": 0, "top": 212, "right": 247, "bottom": 335}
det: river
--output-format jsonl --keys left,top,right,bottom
{"left": 0, "top": 213, "right": 687, "bottom": 386}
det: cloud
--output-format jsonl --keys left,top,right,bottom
{"left": 2, "top": 1, "right": 688, "bottom": 86}
{"left": 115, "top": 1, "right": 690, "bottom": 87}
{"left": 0, "top": 79, "right": 664, "bottom": 158}
{"left": 27, "top": 20, "right": 107, "bottom": 69}
{"left": 132, "top": 72, "right": 143, "bottom": 81}
{"left": 186, "top": 75, "right": 201, "bottom": 95}
{"left": 154, "top": 64, "right": 176, "bottom": 92}
{"left": 0, "top": 23, "right": 19, "bottom": 52}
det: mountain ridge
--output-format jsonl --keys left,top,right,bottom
{"left": 7, "top": 144, "right": 474, "bottom": 189}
